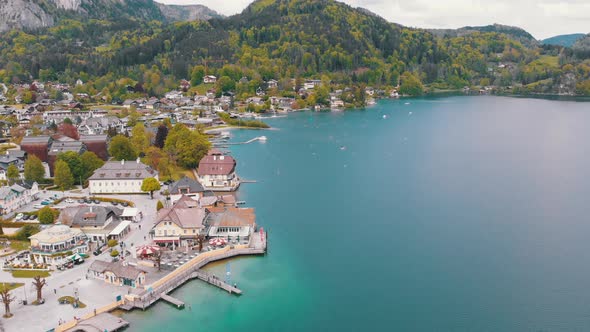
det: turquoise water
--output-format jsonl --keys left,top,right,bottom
{"left": 125, "top": 96, "right": 590, "bottom": 331}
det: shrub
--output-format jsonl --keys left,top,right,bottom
{"left": 107, "top": 239, "right": 118, "bottom": 248}
{"left": 38, "top": 207, "right": 55, "bottom": 224}
{"left": 110, "top": 250, "right": 119, "bottom": 257}
{"left": 156, "top": 200, "right": 164, "bottom": 211}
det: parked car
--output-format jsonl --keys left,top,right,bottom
{"left": 65, "top": 199, "right": 74, "bottom": 204}
{"left": 77, "top": 199, "right": 84, "bottom": 203}
{"left": 33, "top": 204, "right": 44, "bottom": 209}
{"left": 22, "top": 214, "right": 30, "bottom": 220}
{"left": 111, "top": 201, "right": 118, "bottom": 206}
{"left": 30, "top": 215, "right": 37, "bottom": 220}
{"left": 121, "top": 202, "right": 129, "bottom": 207}
{"left": 15, "top": 213, "right": 24, "bottom": 221}
{"left": 40, "top": 201, "right": 52, "bottom": 206}
{"left": 93, "top": 200, "right": 100, "bottom": 204}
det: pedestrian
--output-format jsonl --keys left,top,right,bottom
{"left": 144, "top": 236, "right": 146, "bottom": 241}
{"left": 94, "top": 308, "right": 97, "bottom": 316}
{"left": 54, "top": 288, "right": 56, "bottom": 294}
{"left": 139, "top": 224, "right": 141, "bottom": 230}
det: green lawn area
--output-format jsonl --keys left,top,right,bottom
{"left": 10, "top": 241, "right": 30, "bottom": 252}
{"left": 0, "top": 282, "right": 24, "bottom": 292}
{"left": 11, "top": 270, "right": 50, "bottom": 278}
{"left": 537, "top": 55, "right": 559, "bottom": 67}
{"left": 58, "top": 296, "right": 87, "bottom": 308}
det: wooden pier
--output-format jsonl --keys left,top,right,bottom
{"left": 193, "top": 270, "right": 242, "bottom": 294}
{"left": 161, "top": 294, "right": 185, "bottom": 309}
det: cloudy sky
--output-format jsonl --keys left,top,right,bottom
{"left": 157, "top": 0, "right": 590, "bottom": 39}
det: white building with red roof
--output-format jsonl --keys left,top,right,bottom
{"left": 196, "top": 149, "right": 240, "bottom": 191}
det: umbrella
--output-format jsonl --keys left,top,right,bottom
{"left": 70, "top": 253, "right": 82, "bottom": 261}
{"left": 136, "top": 245, "right": 160, "bottom": 257}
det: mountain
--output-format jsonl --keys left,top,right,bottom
{"left": 429, "top": 24, "right": 538, "bottom": 48}
{"left": 542, "top": 33, "right": 586, "bottom": 47}
{"left": 156, "top": 2, "right": 222, "bottom": 22}
{"left": 0, "top": 0, "right": 221, "bottom": 32}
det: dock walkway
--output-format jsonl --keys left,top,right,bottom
{"left": 161, "top": 294, "right": 185, "bottom": 308}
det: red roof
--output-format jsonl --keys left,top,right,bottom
{"left": 197, "top": 151, "right": 236, "bottom": 176}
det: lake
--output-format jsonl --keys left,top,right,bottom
{"left": 125, "top": 96, "right": 590, "bottom": 331}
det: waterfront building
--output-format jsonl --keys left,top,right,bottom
{"left": 205, "top": 206, "right": 256, "bottom": 240}
{"left": 88, "top": 260, "right": 146, "bottom": 288}
{"left": 196, "top": 149, "right": 240, "bottom": 191}
{"left": 152, "top": 195, "right": 206, "bottom": 247}
{"left": 29, "top": 225, "right": 88, "bottom": 266}
{"left": 62, "top": 205, "right": 130, "bottom": 243}
{"left": 88, "top": 159, "right": 158, "bottom": 194}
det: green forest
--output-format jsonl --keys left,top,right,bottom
{"left": 0, "top": 0, "right": 589, "bottom": 99}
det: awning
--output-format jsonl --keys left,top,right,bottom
{"left": 121, "top": 208, "right": 138, "bottom": 217}
{"left": 153, "top": 237, "right": 180, "bottom": 243}
{"left": 109, "top": 220, "right": 131, "bottom": 236}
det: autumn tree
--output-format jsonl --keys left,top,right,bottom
{"left": 0, "top": 288, "right": 15, "bottom": 318}
{"left": 80, "top": 151, "right": 104, "bottom": 181}
{"left": 156, "top": 200, "right": 164, "bottom": 211}
{"left": 130, "top": 123, "right": 149, "bottom": 156}
{"left": 32, "top": 275, "right": 46, "bottom": 303}
{"left": 54, "top": 160, "right": 74, "bottom": 191}
{"left": 164, "top": 124, "right": 210, "bottom": 169}
{"left": 141, "top": 177, "right": 160, "bottom": 199}
{"left": 399, "top": 71, "right": 424, "bottom": 96}
{"left": 24, "top": 155, "right": 45, "bottom": 182}
{"left": 108, "top": 135, "right": 137, "bottom": 161}
{"left": 57, "top": 123, "right": 80, "bottom": 140}
{"left": 38, "top": 206, "right": 55, "bottom": 224}
{"left": 6, "top": 165, "right": 19, "bottom": 184}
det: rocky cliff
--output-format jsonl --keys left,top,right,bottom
{"left": 156, "top": 2, "right": 222, "bottom": 22}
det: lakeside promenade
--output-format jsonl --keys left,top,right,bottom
{"left": 55, "top": 233, "right": 267, "bottom": 332}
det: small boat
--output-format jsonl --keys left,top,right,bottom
{"left": 258, "top": 136, "right": 267, "bottom": 141}
{"left": 340, "top": 146, "right": 346, "bottom": 151}
{"left": 382, "top": 115, "right": 388, "bottom": 119}
{"left": 236, "top": 201, "right": 246, "bottom": 205}
{"left": 404, "top": 102, "right": 410, "bottom": 105}
{"left": 220, "top": 131, "right": 230, "bottom": 140}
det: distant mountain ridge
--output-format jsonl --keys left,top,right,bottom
{"left": 543, "top": 33, "right": 586, "bottom": 47}
{"left": 0, "top": 0, "right": 219, "bottom": 32}
{"left": 429, "top": 24, "right": 538, "bottom": 48}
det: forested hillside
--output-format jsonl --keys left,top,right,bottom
{"left": 0, "top": 0, "right": 589, "bottom": 99}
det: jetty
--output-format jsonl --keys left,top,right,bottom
{"left": 63, "top": 313, "right": 129, "bottom": 332}
{"left": 161, "top": 294, "right": 185, "bottom": 309}
{"left": 213, "top": 136, "right": 267, "bottom": 147}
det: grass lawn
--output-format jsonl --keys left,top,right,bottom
{"left": 10, "top": 241, "right": 30, "bottom": 252}
{"left": 11, "top": 270, "right": 50, "bottom": 278}
{"left": 0, "top": 282, "right": 24, "bottom": 292}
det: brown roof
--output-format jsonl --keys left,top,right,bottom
{"left": 197, "top": 150, "right": 236, "bottom": 176}
{"left": 206, "top": 207, "right": 256, "bottom": 227}
{"left": 89, "top": 260, "right": 145, "bottom": 280}
{"left": 155, "top": 195, "right": 206, "bottom": 229}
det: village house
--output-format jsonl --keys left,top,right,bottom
{"left": 0, "top": 181, "right": 39, "bottom": 215}
{"left": 196, "top": 149, "right": 240, "bottom": 191}
{"left": 205, "top": 206, "right": 256, "bottom": 241}
{"left": 61, "top": 205, "right": 130, "bottom": 243}
{"left": 29, "top": 225, "right": 89, "bottom": 267}
{"left": 304, "top": 79, "right": 322, "bottom": 90}
{"left": 266, "top": 79, "right": 279, "bottom": 89}
{"left": 88, "top": 260, "right": 146, "bottom": 288}
{"left": 152, "top": 195, "right": 207, "bottom": 247}
{"left": 168, "top": 176, "right": 205, "bottom": 204}
{"left": 203, "top": 75, "right": 217, "bottom": 84}
{"left": 88, "top": 159, "right": 158, "bottom": 194}
{"left": 0, "top": 154, "right": 23, "bottom": 179}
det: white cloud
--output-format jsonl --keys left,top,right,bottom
{"left": 156, "top": 0, "right": 590, "bottom": 39}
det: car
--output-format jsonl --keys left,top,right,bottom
{"left": 22, "top": 215, "right": 30, "bottom": 220}
{"left": 111, "top": 201, "right": 118, "bottom": 206}
{"left": 77, "top": 199, "right": 84, "bottom": 203}
{"left": 93, "top": 200, "right": 100, "bottom": 204}
{"left": 15, "top": 213, "right": 24, "bottom": 221}
{"left": 30, "top": 215, "right": 37, "bottom": 220}
{"left": 33, "top": 204, "right": 44, "bottom": 209}
{"left": 121, "top": 202, "right": 129, "bottom": 207}
{"left": 41, "top": 201, "right": 51, "bottom": 206}
{"left": 65, "top": 199, "right": 74, "bottom": 204}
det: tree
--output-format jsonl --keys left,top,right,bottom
{"left": 24, "top": 155, "right": 45, "bottom": 182}
{"left": 63, "top": 117, "right": 73, "bottom": 125}
{"left": 16, "top": 224, "right": 39, "bottom": 241}
{"left": 156, "top": 200, "right": 164, "bottom": 211}
{"left": 38, "top": 206, "right": 55, "bottom": 224}
{"left": 164, "top": 124, "right": 210, "bottom": 169}
{"left": 57, "top": 151, "right": 83, "bottom": 184}
{"left": 399, "top": 71, "right": 424, "bottom": 96}
{"left": 130, "top": 123, "right": 149, "bottom": 156}
{"left": 54, "top": 160, "right": 74, "bottom": 191}
{"left": 57, "top": 123, "right": 79, "bottom": 140}
{"left": 196, "top": 234, "right": 205, "bottom": 252}
{"left": 141, "top": 177, "right": 160, "bottom": 199}
{"left": 6, "top": 165, "right": 19, "bottom": 184}
{"left": 153, "top": 250, "right": 162, "bottom": 271}
{"left": 110, "top": 249, "right": 119, "bottom": 257}
{"left": 108, "top": 135, "right": 137, "bottom": 161}
{"left": 190, "top": 65, "right": 205, "bottom": 86}
{"left": 107, "top": 239, "right": 118, "bottom": 247}
{"left": 216, "top": 76, "right": 235, "bottom": 95}
{"left": 127, "top": 110, "right": 141, "bottom": 127}
{"left": 32, "top": 275, "right": 46, "bottom": 303}
{"left": 154, "top": 125, "right": 168, "bottom": 149}
{"left": 80, "top": 151, "right": 104, "bottom": 181}
{"left": 0, "top": 288, "right": 15, "bottom": 318}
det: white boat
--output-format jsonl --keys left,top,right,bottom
{"left": 258, "top": 136, "right": 267, "bottom": 141}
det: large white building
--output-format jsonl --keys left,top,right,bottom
{"left": 29, "top": 225, "right": 89, "bottom": 267}
{"left": 88, "top": 159, "right": 158, "bottom": 194}
{"left": 196, "top": 149, "right": 240, "bottom": 192}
